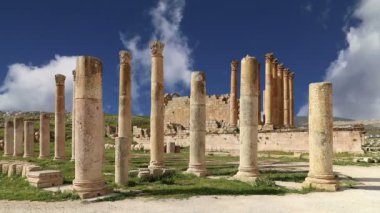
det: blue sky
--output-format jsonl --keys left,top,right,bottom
{"left": 0, "top": 0, "right": 379, "bottom": 119}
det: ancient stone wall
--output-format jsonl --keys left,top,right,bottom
{"left": 164, "top": 93, "right": 231, "bottom": 130}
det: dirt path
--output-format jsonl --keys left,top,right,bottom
{"left": 1, "top": 165, "right": 379, "bottom": 213}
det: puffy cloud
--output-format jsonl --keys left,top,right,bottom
{"left": 120, "top": 0, "right": 192, "bottom": 114}
{"left": 0, "top": 55, "right": 76, "bottom": 112}
{"left": 298, "top": 0, "right": 380, "bottom": 119}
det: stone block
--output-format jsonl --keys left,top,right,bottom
{"left": 1, "top": 163, "right": 9, "bottom": 175}
{"left": 7, "top": 164, "right": 17, "bottom": 177}
{"left": 27, "top": 170, "right": 64, "bottom": 188}
{"left": 22, "top": 165, "right": 41, "bottom": 177}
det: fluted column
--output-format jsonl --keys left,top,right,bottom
{"left": 234, "top": 55, "right": 259, "bottom": 181}
{"left": 71, "top": 70, "right": 76, "bottom": 161}
{"left": 289, "top": 72, "right": 295, "bottom": 128}
{"left": 229, "top": 60, "right": 239, "bottom": 127}
{"left": 73, "top": 56, "right": 109, "bottom": 199}
{"left": 54, "top": 74, "right": 66, "bottom": 160}
{"left": 149, "top": 41, "right": 165, "bottom": 171}
{"left": 13, "top": 117, "right": 24, "bottom": 157}
{"left": 187, "top": 72, "right": 207, "bottom": 177}
{"left": 39, "top": 113, "right": 50, "bottom": 159}
{"left": 303, "top": 82, "right": 338, "bottom": 191}
{"left": 23, "top": 121, "right": 34, "bottom": 158}
{"left": 277, "top": 64, "right": 285, "bottom": 127}
{"left": 3, "top": 119, "right": 14, "bottom": 157}
{"left": 115, "top": 50, "right": 132, "bottom": 185}
{"left": 272, "top": 59, "right": 279, "bottom": 127}
{"left": 283, "top": 69, "right": 290, "bottom": 128}
{"left": 264, "top": 53, "right": 274, "bottom": 127}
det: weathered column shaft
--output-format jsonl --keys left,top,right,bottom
{"left": 23, "top": 121, "right": 34, "bottom": 158}
{"left": 115, "top": 50, "right": 132, "bottom": 185}
{"left": 149, "top": 41, "right": 165, "bottom": 170}
{"left": 3, "top": 119, "right": 14, "bottom": 156}
{"left": 235, "top": 55, "right": 259, "bottom": 180}
{"left": 304, "top": 82, "right": 337, "bottom": 191}
{"left": 257, "top": 62, "right": 261, "bottom": 125}
{"left": 73, "top": 56, "right": 109, "bottom": 198}
{"left": 283, "top": 70, "right": 290, "bottom": 127}
{"left": 264, "top": 53, "right": 274, "bottom": 126}
{"left": 289, "top": 72, "right": 295, "bottom": 127}
{"left": 272, "top": 59, "right": 279, "bottom": 126}
{"left": 54, "top": 74, "right": 66, "bottom": 160}
{"left": 71, "top": 70, "right": 76, "bottom": 161}
{"left": 277, "top": 64, "right": 285, "bottom": 127}
{"left": 187, "top": 72, "right": 207, "bottom": 177}
{"left": 13, "top": 117, "right": 24, "bottom": 156}
{"left": 229, "top": 60, "right": 239, "bottom": 127}
{"left": 39, "top": 113, "right": 50, "bottom": 159}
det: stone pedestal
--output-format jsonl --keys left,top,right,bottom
{"left": 3, "top": 119, "right": 14, "bottom": 157}
{"left": 264, "top": 53, "right": 274, "bottom": 127}
{"left": 187, "top": 72, "right": 207, "bottom": 177}
{"left": 23, "top": 121, "right": 34, "bottom": 158}
{"left": 229, "top": 60, "right": 239, "bottom": 127}
{"left": 54, "top": 74, "right": 66, "bottom": 160}
{"left": 73, "top": 56, "right": 110, "bottom": 199}
{"left": 39, "top": 113, "right": 51, "bottom": 159}
{"left": 148, "top": 41, "right": 165, "bottom": 171}
{"left": 303, "top": 82, "right": 338, "bottom": 191}
{"left": 115, "top": 50, "right": 132, "bottom": 185}
{"left": 283, "top": 69, "right": 290, "bottom": 128}
{"left": 13, "top": 117, "right": 24, "bottom": 157}
{"left": 234, "top": 55, "right": 259, "bottom": 181}
{"left": 71, "top": 70, "right": 76, "bottom": 161}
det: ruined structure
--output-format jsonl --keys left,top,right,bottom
{"left": 23, "top": 121, "right": 34, "bottom": 158}
{"left": 13, "top": 117, "right": 24, "bottom": 157}
{"left": 39, "top": 113, "right": 50, "bottom": 159}
{"left": 115, "top": 50, "right": 132, "bottom": 185}
{"left": 54, "top": 74, "right": 66, "bottom": 160}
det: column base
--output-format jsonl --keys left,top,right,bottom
{"left": 39, "top": 155, "right": 50, "bottom": 159}
{"left": 262, "top": 124, "right": 274, "bottom": 131}
{"left": 23, "top": 155, "right": 34, "bottom": 158}
{"left": 54, "top": 157, "right": 66, "bottom": 161}
{"left": 70, "top": 158, "right": 75, "bottom": 162}
{"left": 303, "top": 177, "right": 338, "bottom": 191}
{"left": 234, "top": 167, "right": 259, "bottom": 182}
{"left": 73, "top": 179, "right": 112, "bottom": 199}
{"left": 185, "top": 166, "right": 208, "bottom": 177}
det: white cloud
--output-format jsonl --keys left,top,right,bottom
{"left": 120, "top": 0, "right": 192, "bottom": 114}
{"left": 0, "top": 55, "right": 76, "bottom": 112}
{"left": 298, "top": 0, "right": 380, "bottom": 119}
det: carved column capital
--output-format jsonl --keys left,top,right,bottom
{"left": 231, "top": 60, "right": 239, "bottom": 72}
{"left": 55, "top": 74, "right": 66, "bottom": 86}
{"left": 149, "top": 41, "right": 165, "bottom": 57}
{"left": 119, "top": 50, "right": 132, "bottom": 64}
{"left": 265, "top": 53, "right": 274, "bottom": 62}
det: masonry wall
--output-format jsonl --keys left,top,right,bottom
{"left": 134, "top": 128, "right": 364, "bottom": 154}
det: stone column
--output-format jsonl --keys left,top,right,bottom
{"left": 277, "top": 64, "right": 285, "bottom": 127}
{"left": 257, "top": 62, "right": 261, "bottom": 125}
{"left": 264, "top": 53, "right": 274, "bottom": 127}
{"left": 234, "top": 55, "right": 259, "bottom": 181}
{"left": 115, "top": 50, "right": 132, "bottom": 185}
{"left": 149, "top": 41, "right": 165, "bottom": 171}
{"left": 3, "top": 119, "right": 14, "bottom": 157}
{"left": 271, "top": 59, "right": 279, "bottom": 127}
{"left": 187, "top": 72, "right": 207, "bottom": 177}
{"left": 283, "top": 69, "right": 290, "bottom": 128}
{"left": 23, "top": 121, "right": 34, "bottom": 158}
{"left": 71, "top": 70, "right": 76, "bottom": 161}
{"left": 229, "top": 60, "right": 239, "bottom": 127}
{"left": 39, "top": 113, "right": 51, "bottom": 159}
{"left": 73, "top": 56, "right": 109, "bottom": 199}
{"left": 303, "top": 82, "right": 338, "bottom": 191}
{"left": 54, "top": 74, "right": 66, "bottom": 160}
{"left": 13, "top": 117, "right": 24, "bottom": 157}
{"left": 289, "top": 72, "right": 295, "bottom": 128}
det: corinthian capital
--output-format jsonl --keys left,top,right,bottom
{"left": 119, "top": 50, "right": 132, "bottom": 65}
{"left": 278, "top": 63, "right": 285, "bottom": 70}
{"left": 265, "top": 53, "right": 274, "bottom": 62}
{"left": 231, "top": 60, "right": 239, "bottom": 72}
{"left": 55, "top": 74, "right": 66, "bottom": 86}
{"left": 149, "top": 41, "right": 165, "bottom": 57}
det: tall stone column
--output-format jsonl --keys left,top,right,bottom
{"left": 187, "top": 72, "right": 207, "bottom": 177}
{"left": 149, "top": 41, "right": 165, "bottom": 171}
{"left": 264, "top": 53, "right": 274, "bottom": 127}
{"left": 71, "top": 70, "right": 76, "bottom": 161}
{"left": 271, "top": 59, "right": 279, "bottom": 127}
{"left": 229, "top": 60, "right": 239, "bottom": 127}
{"left": 3, "top": 119, "right": 14, "bottom": 157}
{"left": 73, "top": 56, "right": 109, "bottom": 199}
{"left": 283, "top": 69, "right": 290, "bottom": 128}
{"left": 303, "top": 82, "right": 338, "bottom": 191}
{"left": 277, "top": 64, "right": 285, "bottom": 127}
{"left": 39, "top": 113, "right": 51, "bottom": 159}
{"left": 257, "top": 62, "right": 261, "bottom": 125}
{"left": 23, "top": 121, "right": 34, "bottom": 158}
{"left": 54, "top": 74, "right": 66, "bottom": 160}
{"left": 13, "top": 117, "right": 24, "bottom": 157}
{"left": 234, "top": 55, "right": 259, "bottom": 181}
{"left": 115, "top": 50, "right": 132, "bottom": 185}
{"left": 289, "top": 72, "right": 295, "bottom": 128}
